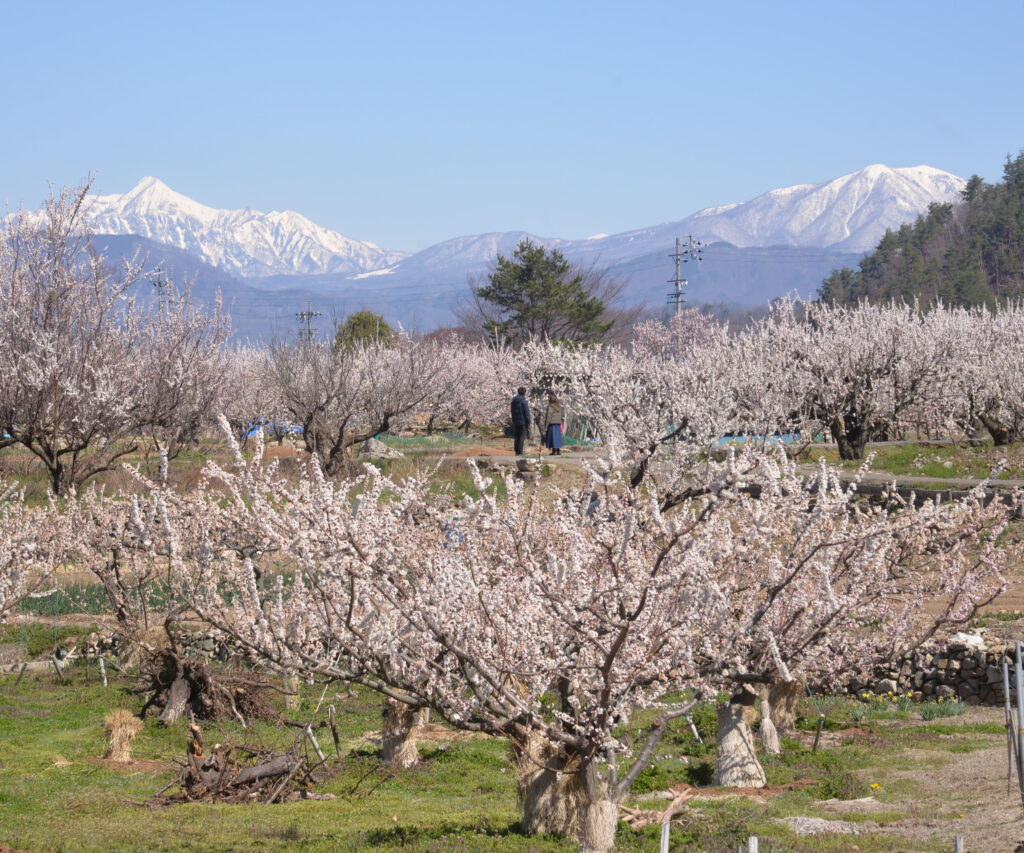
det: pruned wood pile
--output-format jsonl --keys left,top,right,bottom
{"left": 149, "top": 722, "right": 336, "bottom": 805}
{"left": 137, "top": 648, "right": 280, "bottom": 727}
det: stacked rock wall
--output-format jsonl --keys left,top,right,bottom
{"left": 849, "top": 636, "right": 1018, "bottom": 706}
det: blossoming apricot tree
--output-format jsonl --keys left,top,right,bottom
{"left": 0, "top": 182, "right": 229, "bottom": 494}
{"left": 127, "top": 415, "right": 1017, "bottom": 852}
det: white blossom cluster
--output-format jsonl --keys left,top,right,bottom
{"left": 0, "top": 483, "right": 73, "bottom": 622}
{"left": 104, "top": 421, "right": 1017, "bottom": 781}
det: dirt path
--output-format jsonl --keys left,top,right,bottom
{"left": 887, "top": 742, "right": 1023, "bottom": 850}
{"left": 822, "top": 709, "right": 1024, "bottom": 851}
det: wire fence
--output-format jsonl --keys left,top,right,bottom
{"left": 378, "top": 429, "right": 481, "bottom": 454}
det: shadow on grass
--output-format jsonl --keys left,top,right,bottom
{"left": 366, "top": 819, "right": 539, "bottom": 846}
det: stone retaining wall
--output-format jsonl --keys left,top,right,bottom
{"left": 849, "top": 635, "right": 1018, "bottom": 706}
{"left": 81, "top": 627, "right": 245, "bottom": 665}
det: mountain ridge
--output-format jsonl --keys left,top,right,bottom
{"left": 86, "top": 177, "right": 407, "bottom": 279}
{"left": 72, "top": 164, "right": 966, "bottom": 334}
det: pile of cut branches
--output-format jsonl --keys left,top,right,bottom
{"left": 150, "top": 722, "right": 337, "bottom": 805}
{"left": 137, "top": 647, "right": 282, "bottom": 727}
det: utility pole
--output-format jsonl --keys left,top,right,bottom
{"left": 152, "top": 274, "right": 170, "bottom": 313}
{"left": 667, "top": 235, "right": 707, "bottom": 316}
{"left": 296, "top": 302, "right": 322, "bottom": 343}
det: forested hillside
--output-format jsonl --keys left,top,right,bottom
{"left": 819, "top": 151, "right": 1024, "bottom": 305}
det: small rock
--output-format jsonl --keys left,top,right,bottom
{"left": 358, "top": 438, "right": 404, "bottom": 460}
{"left": 948, "top": 632, "right": 985, "bottom": 651}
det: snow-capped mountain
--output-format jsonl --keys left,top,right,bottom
{"left": 68, "top": 164, "right": 966, "bottom": 333}
{"left": 344, "top": 165, "right": 964, "bottom": 287}
{"left": 559, "top": 165, "right": 965, "bottom": 268}
{"left": 677, "top": 164, "right": 965, "bottom": 251}
{"left": 84, "top": 177, "right": 407, "bottom": 278}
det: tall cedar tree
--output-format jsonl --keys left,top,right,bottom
{"left": 475, "top": 239, "right": 612, "bottom": 343}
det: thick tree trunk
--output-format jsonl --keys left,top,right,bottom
{"left": 769, "top": 680, "right": 802, "bottom": 737}
{"left": 576, "top": 798, "right": 618, "bottom": 853}
{"left": 381, "top": 698, "right": 420, "bottom": 768}
{"left": 830, "top": 415, "right": 869, "bottom": 461}
{"left": 159, "top": 676, "right": 191, "bottom": 725}
{"left": 512, "top": 733, "right": 618, "bottom": 853}
{"left": 513, "top": 732, "right": 575, "bottom": 837}
{"left": 283, "top": 670, "right": 301, "bottom": 712}
{"left": 758, "top": 688, "right": 780, "bottom": 755}
{"left": 978, "top": 411, "right": 1013, "bottom": 446}
{"left": 713, "top": 692, "right": 767, "bottom": 788}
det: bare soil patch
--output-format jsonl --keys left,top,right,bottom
{"left": 448, "top": 445, "right": 515, "bottom": 458}
{"left": 262, "top": 444, "right": 304, "bottom": 461}
{"left": 84, "top": 756, "right": 172, "bottom": 772}
{"left": 670, "top": 778, "right": 817, "bottom": 801}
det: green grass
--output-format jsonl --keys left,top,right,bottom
{"left": 802, "top": 440, "right": 1024, "bottom": 482}
{"left": 971, "top": 609, "right": 1024, "bottom": 628}
{"left": 0, "top": 621, "right": 99, "bottom": 658}
{"left": 0, "top": 675, "right": 1003, "bottom": 852}
{"left": 918, "top": 699, "right": 967, "bottom": 720}
{"left": 16, "top": 579, "right": 178, "bottom": 618}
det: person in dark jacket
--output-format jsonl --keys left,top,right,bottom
{"left": 542, "top": 392, "right": 563, "bottom": 455}
{"left": 510, "top": 386, "right": 532, "bottom": 456}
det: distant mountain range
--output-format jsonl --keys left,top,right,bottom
{"left": 80, "top": 165, "right": 966, "bottom": 339}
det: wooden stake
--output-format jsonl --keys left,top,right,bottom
{"left": 812, "top": 713, "right": 825, "bottom": 751}
{"left": 328, "top": 705, "right": 341, "bottom": 758}
{"left": 305, "top": 724, "right": 326, "bottom": 764}
{"left": 51, "top": 654, "right": 65, "bottom": 684}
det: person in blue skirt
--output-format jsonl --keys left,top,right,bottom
{"left": 543, "top": 392, "right": 563, "bottom": 455}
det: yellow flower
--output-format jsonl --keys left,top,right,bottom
{"left": 869, "top": 783, "right": 882, "bottom": 790}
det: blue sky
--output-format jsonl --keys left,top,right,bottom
{"left": 1, "top": 0, "right": 1022, "bottom": 252}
